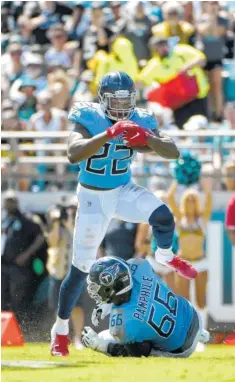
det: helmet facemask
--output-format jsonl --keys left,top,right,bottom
{"left": 98, "top": 89, "right": 136, "bottom": 121}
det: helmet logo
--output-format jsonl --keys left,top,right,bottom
{"left": 99, "top": 264, "right": 120, "bottom": 286}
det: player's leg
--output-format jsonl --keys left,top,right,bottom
{"left": 151, "top": 310, "right": 209, "bottom": 358}
{"left": 115, "top": 183, "right": 197, "bottom": 279}
{"left": 51, "top": 187, "right": 115, "bottom": 356}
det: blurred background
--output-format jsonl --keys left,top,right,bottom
{"left": 1, "top": 0, "right": 235, "bottom": 347}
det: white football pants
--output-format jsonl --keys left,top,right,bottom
{"left": 72, "top": 182, "right": 164, "bottom": 272}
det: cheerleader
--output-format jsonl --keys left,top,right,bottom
{"left": 167, "top": 180, "right": 212, "bottom": 350}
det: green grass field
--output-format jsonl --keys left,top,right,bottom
{"left": 2, "top": 344, "right": 235, "bottom": 382}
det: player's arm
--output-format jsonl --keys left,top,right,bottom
{"left": 82, "top": 327, "right": 152, "bottom": 357}
{"left": 68, "top": 123, "right": 109, "bottom": 164}
{"left": 68, "top": 121, "right": 142, "bottom": 164}
{"left": 124, "top": 128, "right": 179, "bottom": 159}
{"left": 107, "top": 341, "right": 152, "bottom": 357}
{"left": 146, "top": 129, "right": 180, "bottom": 159}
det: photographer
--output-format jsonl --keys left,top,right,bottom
{"left": 46, "top": 197, "right": 85, "bottom": 350}
{"left": 1, "top": 190, "right": 46, "bottom": 322}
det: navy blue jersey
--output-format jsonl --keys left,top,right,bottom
{"left": 68, "top": 102, "right": 157, "bottom": 189}
{"left": 109, "top": 259, "right": 194, "bottom": 352}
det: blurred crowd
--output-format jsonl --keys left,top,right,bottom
{"left": 1, "top": 1, "right": 235, "bottom": 192}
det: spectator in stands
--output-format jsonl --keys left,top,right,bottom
{"left": 71, "top": 70, "right": 94, "bottom": 104}
{"left": 17, "top": 15, "right": 34, "bottom": 46}
{"left": 1, "top": 98, "right": 15, "bottom": 114}
{"left": 1, "top": 103, "right": 15, "bottom": 172}
{"left": 9, "top": 53, "right": 47, "bottom": 105}
{"left": 29, "top": 91, "right": 67, "bottom": 190}
{"left": 183, "top": 115, "right": 213, "bottom": 154}
{"left": 152, "top": 1, "right": 194, "bottom": 44}
{"left": 19, "top": 1, "right": 65, "bottom": 46}
{"left": 138, "top": 36, "right": 209, "bottom": 128}
{"left": 47, "top": 198, "right": 85, "bottom": 350}
{"left": 1, "top": 111, "right": 32, "bottom": 191}
{"left": 193, "top": 14, "right": 225, "bottom": 122}
{"left": 1, "top": 43, "right": 24, "bottom": 87}
{"left": 80, "top": 4, "right": 113, "bottom": 70}
{"left": 89, "top": 36, "right": 139, "bottom": 93}
{"left": 123, "top": 1, "right": 153, "bottom": 61}
{"left": 65, "top": 4, "right": 89, "bottom": 43}
{"left": 147, "top": 103, "right": 179, "bottom": 133}
{"left": 100, "top": 219, "right": 138, "bottom": 261}
{"left": 2, "top": 110, "right": 23, "bottom": 131}
{"left": 17, "top": 79, "right": 38, "bottom": 123}
{"left": 45, "top": 24, "right": 72, "bottom": 69}
{"left": 182, "top": 0, "right": 194, "bottom": 25}
{"left": 46, "top": 68, "right": 70, "bottom": 110}
{"left": 1, "top": 190, "right": 45, "bottom": 322}
{"left": 107, "top": 1, "right": 127, "bottom": 34}
{"left": 167, "top": 179, "right": 212, "bottom": 351}
{"left": 30, "top": 91, "right": 67, "bottom": 133}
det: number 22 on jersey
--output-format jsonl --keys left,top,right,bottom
{"left": 86, "top": 143, "right": 134, "bottom": 176}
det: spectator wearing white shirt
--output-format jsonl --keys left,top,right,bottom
{"left": 1, "top": 43, "right": 24, "bottom": 86}
{"left": 30, "top": 91, "right": 67, "bottom": 134}
{"left": 45, "top": 24, "right": 72, "bottom": 69}
{"left": 30, "top": 91, "right": 67, "bottom": 189}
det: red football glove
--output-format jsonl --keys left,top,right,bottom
{"left": 123, "top": 128, "right": 153, "bottom": 147}
{"left": 106, "top": 121, "right": 140, "bottom": 139}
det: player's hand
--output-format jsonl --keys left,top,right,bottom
{"left": 81, "top": 326, "right": 99, "bottom": 350}
{"left": 91, "top": 306, "right": 102, "bottom": 327}
{"left": 106, "top": 121, "right": 141, "bottom": 139}
{"left": 123, "top": 128, "right": 153, "bottom": 147}
{"left": 91, "top": 303, "right": 112, "bottom": 326}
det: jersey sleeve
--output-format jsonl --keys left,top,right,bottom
{"left": 133, "top": 108, "right": 158, "bottom": 131}
{"left": 68, "top": 102, "right": 97, "bottom": 135}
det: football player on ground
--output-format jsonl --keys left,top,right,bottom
{"left": 82, "top": 256, "right": 209, "bottom": 358}
{"left": 51, "top": 71, "right": 197, "bottom": 356}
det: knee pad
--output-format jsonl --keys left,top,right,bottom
{"left": 149, "top": 205, "right": 174, "bottom": 249}
{"left": 149, "top": 204, "right": 175, "bottom": 232}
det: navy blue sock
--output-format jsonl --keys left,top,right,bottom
{"left": 58, "top": 265, "right": 87, "bottom": 319}
{"left": 149, "top": 204, "right": 175, "bottom": 249}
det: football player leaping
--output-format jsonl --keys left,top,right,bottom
{"left": 51, "top": 71, "right": 197, "bottom": 356}
{"left": 82, "top": 256, "right": 209, "bottom": 358}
